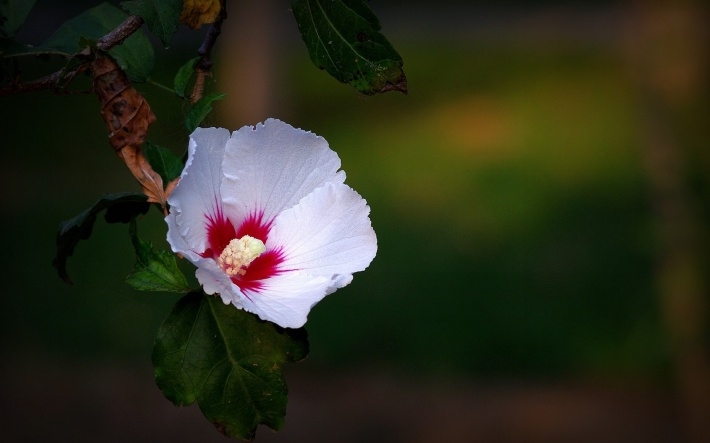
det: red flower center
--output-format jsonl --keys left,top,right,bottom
{"left": 203, "top": 207, "right": 284, "bottom": 293}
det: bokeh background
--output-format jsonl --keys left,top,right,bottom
{"left": 1, "top": 0, "right": 709, "bottom": 442}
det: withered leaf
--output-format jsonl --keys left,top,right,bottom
{"left": 118, "top": 146, "right": 166, "bottom": 207}
{"left": 92, "top": 54, "right": 156, "bottom": 150}
{"left": 92, "top": 54, "right": 168, "bottom": 210}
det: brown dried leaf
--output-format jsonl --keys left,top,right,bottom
{"left": 92, "top": 54, "right": 167, "bottom": 211}
{"left": 118, "top": 146, "right": 167, "bottom": 208}
{"left": 92, "top": 55, "right": 156, "bottom": 150}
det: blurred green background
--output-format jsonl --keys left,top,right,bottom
{"left": 1, "top": 0, "right": 709, "bottom": 442}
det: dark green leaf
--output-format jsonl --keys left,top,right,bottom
{"left": 173, "top": 56, "right": 199, "bottom": 98}
{"left": 42, "top": 3, "right": 154, "bottom": 81}
{"left": 144, "top": 141, "right": 184, "bottom": 184}
{"left": 0, "top": 0, "right": 36, "bottom": 37}
{"left": 121, "top": 0, "right": 182, "bottom": 48}
{"left": 185, "top": 92, "right": 225, "bottom": 132}
{"left": 291, "top": 0, "right": 406, "bottom": 95}
{"left": 104, "top": 196, "right": 151, "bottom": 223}
{"left": 153, "top": 292, "right": 309, "bottom": 440}
{"left": 126, "top": 220, "right": 190, "bottom": 293}
{"left": 53, "top": 192, "right": 149, "bottom": 284}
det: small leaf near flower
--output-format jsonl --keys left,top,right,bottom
{"left": 185, "top": 91, "right": 225, "bottom": 132}
{"left": 126, "top": 220, "right": 190, "bottom": 293}
{"left": 144, "top": 141, "right": 184, "bottom": 184}
{"left": 173, "top": 56, "right": 199, "bottom": 98}
{"left": 153, "top": 291, "right": 309, "bottom": 440}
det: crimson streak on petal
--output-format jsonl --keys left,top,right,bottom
{"left": 235, "top": 248, "right": 286, "bottom": 293}
{"left": 236, "top": 211, "right": 272, "bottom": 242}
{"left": 203, "top": 205, "right": 235, "bottom": 258}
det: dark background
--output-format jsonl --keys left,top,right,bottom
{"left": 1, "top": 0, "right": 709, "bottom": 442}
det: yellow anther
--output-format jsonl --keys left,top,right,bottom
{"left": 217, "top": 236, "right": 266, "bottom": 276}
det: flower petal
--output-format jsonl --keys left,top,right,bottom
{"left": 268, "top": 181, "right": 377, "bottom": 281}
{"left": 167, "top": 127, "right": 231, "bottom": 253}
{"left": 166, "top": 209, "right": 202, "bottom": 262}
{"left": 240, "top": 272, "right": 333, "bottom": 328}
{"left": 221, "top": 119, "right": 345, "bottom": 224}
{"left": 195, "top": 260, "right": 331, "bottom": 328}
{"left": 194, "top": 258, "right": 245, "bottom": 309}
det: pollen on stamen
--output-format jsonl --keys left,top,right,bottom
{"left": 217, "top": 236, "right": 266, "bottom": 277}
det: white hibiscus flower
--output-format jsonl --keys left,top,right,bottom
{"left": 166, "top": 119, "right": 377, "bottom": 328}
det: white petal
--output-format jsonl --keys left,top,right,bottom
{"left": 195, "top": 260, "right": 330, "bottom": 328}
{"left": 165, "top": 209, "right": 202, "bottom": 262}
{"left": 240, "top": 272, "right": 333, "bottom": 328}
{"left": 326, "top": 274, "right": 353, "bottom": 294}
{"left": 268, "top": 182, "right": 377, "bottom": 279}
{"left": 194, "top": 259, "right": 245, "bottom": 310}
{"left": 221, "top": 119, "right": 345, "bottom": 223}
{"left": 167, "top": 127, "right": 231, "bottom": 253}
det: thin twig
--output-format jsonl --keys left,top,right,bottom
{"left": 0, "top": 15, "right": 144, "bottom": 97}
{"left": 147, "top": 78, "right": 175, "bottom": 94}
{"left": 97, "top": 14, "right": 144, "bottom": 51}
{"left": 189, "top": 0, "right": 227, "bottom": 104}
{"left": 0, "top": 70, "right": 63, "bottom": 95}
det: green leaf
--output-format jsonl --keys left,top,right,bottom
{"left": 0, "top": 0, "right": 36, "bottom": 37}
{"left": 185, "top": 92, "right": 225, "bottom": 132}
{"left": 126, "top": 220, "right": 190, "bottom": 293}
{"left": 173, "top": 56, "right": 199, "bottom": 98}
{"left": 42, "top": 2, "right": 154, "bottom": 81}
{"left": 291, "top": 0, "right": 406, "bottom": 95}
{"left": 53, "top": 192, "right": 149, "bottom": 284}
{"left": 121, "top": 0, "right": 182, "bottom": 48}
{"left": 144, "top": 141, "right": 184, "bottom": 184}
{"left": 104, "top": 195, "right": 152, "bottom": 223}
{"left": 153, "top": 292, "right": 309, "bottom": 440}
